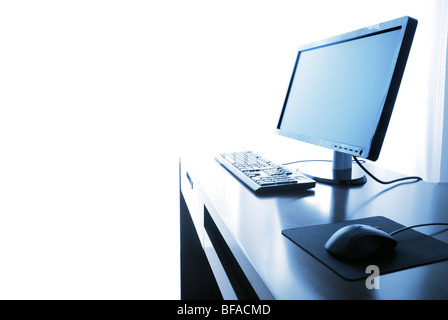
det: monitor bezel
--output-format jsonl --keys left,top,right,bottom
{"left": 276, "top": 16, "right": 418, "bottom": 161}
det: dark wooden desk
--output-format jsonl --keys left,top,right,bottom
{"left": 179, "top": 153, "right": 448, "bottom": 300}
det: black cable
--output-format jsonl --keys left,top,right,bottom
{"left": 282, "top": 159, "right": 331, "bottom": 166}
{"left": 282, "top": 159, "right": 365, "bottom": 166}
{"left": 353, "top": 156, "right": 422, "bottom": 184}
{"left": 390, "top": 223, "right": 448, "bottom": 236}
{"left": 283, "top": 157, "right": 422, "bottom": 184}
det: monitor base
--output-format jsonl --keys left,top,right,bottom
{"left": 294, "top": 151, "right": 367, "bottom": 186}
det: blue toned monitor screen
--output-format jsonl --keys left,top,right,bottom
{"left": 278, "top": 28, "right": 402, "bottom": 151}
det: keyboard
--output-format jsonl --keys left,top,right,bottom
{"left": 215, "top": 151, "right": 316, "bottom": 194}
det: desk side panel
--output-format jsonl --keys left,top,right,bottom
{"left": 179, "top": 160, "right": 222, "bottom": 300}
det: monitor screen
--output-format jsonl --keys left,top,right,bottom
{"left": 277, "top": 16, "right": 417, "bottom": 162}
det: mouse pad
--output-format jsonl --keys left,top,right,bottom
{"left": 282, "top": 216, "right": 448, "bottom": 280}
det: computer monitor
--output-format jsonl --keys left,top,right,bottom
{"left": 276, "top": 16, "right": 417, "bottom": 185}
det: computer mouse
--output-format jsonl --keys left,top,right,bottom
{"left": 325, "top": 224, "right": 397, "bottom": 261}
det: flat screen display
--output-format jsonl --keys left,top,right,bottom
{"left": 277, "top": 17, "right": 417, "bottom": 161}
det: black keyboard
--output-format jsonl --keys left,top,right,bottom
{"left": 215, "top": 151, "right": 315, "bottom": 194}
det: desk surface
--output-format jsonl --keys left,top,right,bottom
{"left": 180, "top": 152, "right": 448, "bottom": 299}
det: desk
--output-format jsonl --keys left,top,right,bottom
{"left": 179, "top": 153, "right": 448, "bottom": 300}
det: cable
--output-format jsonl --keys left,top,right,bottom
{"left": 282, "top": 159, "right": 330, "bottom": 166}
{"left": 390, "top": 223, "right": 448, "bottom": 236}
{"left": 283, "top": 157, "right": 422, "bottom": 184}
{"left": 353, "top": 156, "right": 422, "bottom": 184}
{"left": 282, "top": 159, "right": 365, "bottom": 166}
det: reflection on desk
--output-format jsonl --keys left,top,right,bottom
{"left": 180, "top": 154, "right": 448, "bottom": 300}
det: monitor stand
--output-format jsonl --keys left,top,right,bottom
{"left": 295, "top": 151, "right": 366, "bottom": 185}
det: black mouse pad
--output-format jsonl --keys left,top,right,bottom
{"left": 282, "top": 216, "right": 448, "bottom": 280}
